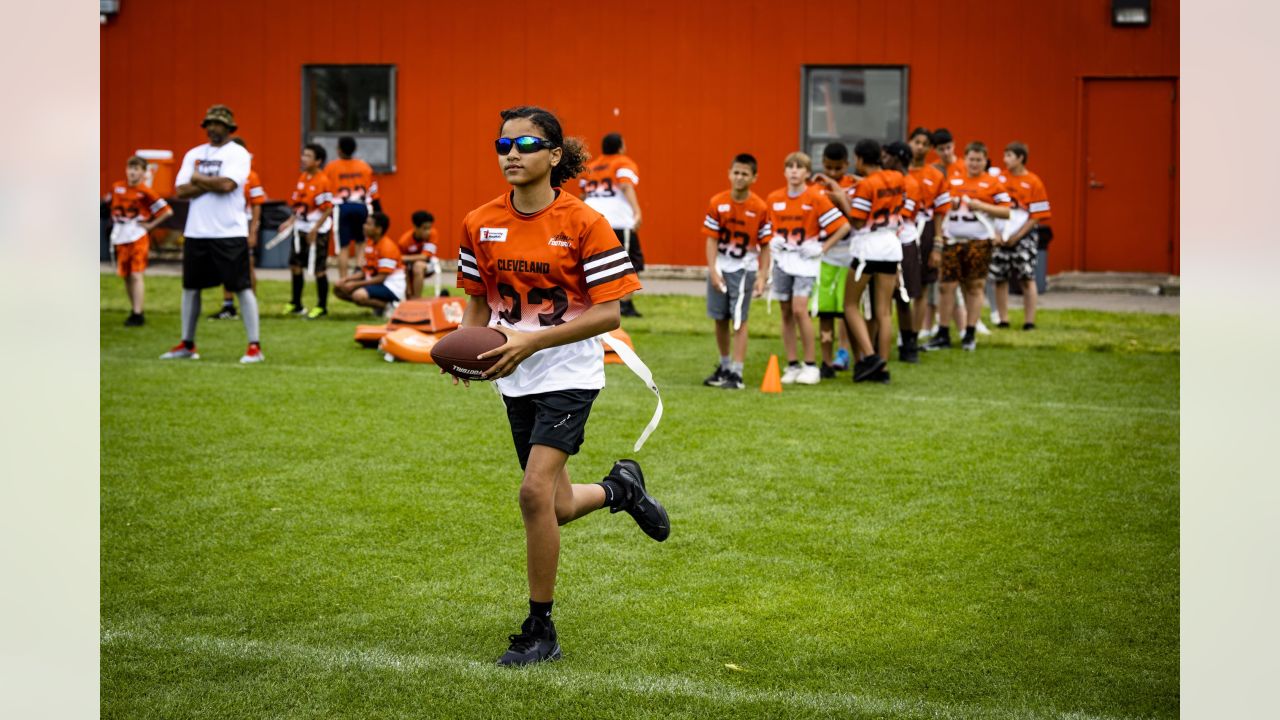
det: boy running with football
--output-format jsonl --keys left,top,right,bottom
{"left": 701, "top": 153, "right": 773, "bottom": 390}
{"left": 765, "top": 152, "right": 849, "bottom": 384}
{"left": 455, "top": 106, "right": 669, "bottom": 667}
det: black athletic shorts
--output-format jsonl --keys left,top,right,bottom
{"left": 898, "top": 240, "right": 923, "bottom": 300}
{"left": 851, "top": 258, "right": 900, "bottom": 276}
{"left": 613, "top": 227, "right": 644, "bottom": 272}
{"left": 336, "top": 203, "right": 368, "bottom": 248}
{"left": 502, "top": 389, "right": 599, "bottom": 470}
{"left": 919, "top": 219, "right": 939, "bottom": 285}
{"left": 288, "top": 231, "right": 331, "bottom": 274}
{"left": 183, "top": 236, "right": 251, "bottom": 291}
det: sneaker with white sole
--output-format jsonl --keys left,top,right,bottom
{"left": 976, "top": 320, "right": 992, "bottom": 336}
{"left": 780, "top": 364, "right": 802, "bottom": 384}
{"left": 239, "top": 344, "right": 265, "bottom": 364}
{"left": 159, "top": 343, "right": 199, "bottom": 360}
{"left": 796, "top": 364, "right": 821, "bottom": 385}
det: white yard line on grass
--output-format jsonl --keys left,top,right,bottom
{"left": 101, "top": 625, "right": 1146, "bottom": 720}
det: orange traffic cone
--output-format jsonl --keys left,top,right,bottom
{"left": 760, "top": 354, "right": 783, "bottom": 394}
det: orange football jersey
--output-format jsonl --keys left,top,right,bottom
{"left": 459, "top": 190, "right": 641, "bottom": 331}
{"left": 288, "top": 171, "right": 333, "bottom": 231}
{"left": 999, "top": 169, "right": 1052, "bottom": 223}
{"left": 943, "top": 172, "right": 1012, "bottom": 240}
{"left": 847, "top": 170, "right": 906, "bottom": 231}
{"left": 579, "top": 154, "right": 640, "bottom": 229}
{"left": 702, "top": 190, "right": 772, "bottom": 272}
{"left": 398, "top": 227, "right": 438, "bottom": 258}
{"left": 908, "top": 164, "right": 948, "bottom": 217}
{"left": 765, "top": 185, "right": 847, "bottom": 247}
{"left": 899, "top": 171, "right": 923, "bottom": 223}
{"left": 110, "top": 181, "right": 168, "bottom": 224}
{"left": 244, "top": 169, "right": 266, "bottom": 209}
{"left": 324, "top": 158, "right": 379, "bottom": 203}
{"left": 364, "top": 235, "right": 404, "bottom": 276}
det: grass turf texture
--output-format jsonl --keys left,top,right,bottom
{"left": 101, "top": 275, "right": 1178, "bottom": 719}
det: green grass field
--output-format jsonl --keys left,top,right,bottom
{"left": 101, "top": 274, "right": 1179, "bottom": 719}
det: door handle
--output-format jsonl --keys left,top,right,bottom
{"left": 1089, "top": 181, "right": 1105, "bottom": 189}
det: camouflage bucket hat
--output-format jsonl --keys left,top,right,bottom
{"left": 200, "top": 104, "right": 237, "bottom": 131}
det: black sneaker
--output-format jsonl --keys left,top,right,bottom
{"left": 703, "top": 365, "right": 728, "bottom": 387}
{"left": 123, "top": 312, "right": 145, "bottom": 327}
{"left": 922, "top": 334, "right": 952, "bottom": 352}
{"left": 819, "top": 363, "right": 837, "bottom": 379}
{"left": 209, "top": 306, "right": 237, "bottom": 320}
{"left": 898, "top": 337, "right": 919, "bottom": 364}
{"left": 620, "top": 301, "right": 642, "bottom": 318}
{"left": 996, "top": 321, "right": 1010, "bottom": 329}
{"left": 496, "top": 616, "right": 561, "bottom": 667}
{"left": 721, "top": 371, "right": 744, "bottom": 390}
{"left": 962, "top": 336, "right": 977, "bottom": 352}
{"left": 852, "top": 354, "right": 887, "bottom": 382}
{"left": 870, "top": 368, "right": 891, "bottom": 384}
{"left": 1022, "top": 322, "right": 1036, "bottom": 331}
{"left": 607, "top": 459, "right": 670, "bottom": 541}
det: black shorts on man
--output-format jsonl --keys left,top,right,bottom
{"left": 503, "top": 389, "right": 599, "bottom": 470}
{"left": 183, "top": 236, "right": 251, "bottom": 291}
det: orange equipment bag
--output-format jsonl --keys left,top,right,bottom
{"left": 354, "top": 324, "right": 388, "bottom": 348}
{"left": 380, "top": 328, "right": 445, "bottom": 363}
{"left": 387, "top": 297, "right": 468, "bottom": 334}
{"left": 603, "top": 328, "right": 634, "bottom": 365}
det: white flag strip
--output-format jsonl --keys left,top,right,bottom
{"left": 599, "top": 332, "right": 663, "bottom": 452}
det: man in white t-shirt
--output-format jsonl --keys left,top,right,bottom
{"left": 160, "top": 105, "right": 263, "bottom": 363}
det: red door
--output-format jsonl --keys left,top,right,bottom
{"left": 1082, "top": 79, "right": 1178, "bottom": 273}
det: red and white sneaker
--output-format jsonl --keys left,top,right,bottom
{"left": 239, "top": 344, "right": 265, "bottom": 364}
{"left": 159, "top": 343, "right": 199, "bottom": 360}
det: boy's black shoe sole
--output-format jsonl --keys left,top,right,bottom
{"left": 609, "top": 459, "right": 670, "bottom": 541}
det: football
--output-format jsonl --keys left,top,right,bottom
{"left": 430, "top": 327, "right": 508, "bottom": 380}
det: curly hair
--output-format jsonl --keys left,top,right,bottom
{"left": 497, "top": 106, "right": 590, "bottom": 187}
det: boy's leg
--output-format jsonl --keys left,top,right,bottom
{"left": 779, "top": 299, "right": 796, "bottom": 363}
{"left": 819, "top": 317, "right": 834, "bottom": 365}
{"left": 126, "top": 273, "right": 145, "bottom": 314}
{"left": 1021, "top": 277, "right": 1038, "bottom": 325}
{"left": 731, "top": 321, "right": 750, "bottom": 363}
{"left": 411, "top": 261, "right": 426, "bottom": 298}
{"left": 937, "top": 281, "right": 957, "bottom": 332}
{"left": 181, "top": 288, "right": 201, "bottom": 343}
{"left": 350, "top": 287, "right": 387, "bottom": 311}
{"left": 794, "top": 296, "right": 816, "bottom": 364}
{"left": 313, "top": 239, "right": 329, "bottom": 311}
{"left": 714, "top": 319, "right": 730, "bottom": 358}
{"left": 995, "top": 281, "right": 1010, "bottom": 324}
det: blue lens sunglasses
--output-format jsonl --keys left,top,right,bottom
{"left": 495, "top": 136, "right": 555, "bottom": 155}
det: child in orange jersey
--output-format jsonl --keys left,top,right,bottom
{"left": 702, "top": 153, "right": 773, "bottom": 390}
{"left": 882, "top": 140, "right": 925, "bottom": 363}
{"left": 813, "top": 142, "right": 858, "bottom": 376}
{"left": 109, "top": 156, "right": 173, "bottom": 326}
{"left": 454, "top": 106, "right": 668, "bottom": 667}
{"left": 211, "top": 137, "right": 266, "bottom": 319}
{"left": 991, "top": 141, "right": 1052, "bottom": 330}
{"left": 326, "top": 136, "right": 381, "bottom": 280}
{"left": 398, "top": 210, "right": 438, "bottom": 298}
{"left": 278, "top": 143, "right": 334, "bottom": 319}
{"left": 824, "top": 139, "right": 900, "bottom": 382}
{"left": 907, "top": 128, "right": 950, "bottom": 339}
{"left": 580, "top": 133, "right": 644, "bottom": 316}
{"left": 924, "top": 141, "right": 1012, "bottom": 352}
{"left": 334, "top": 211, "right": 405, "bottom": 313}
{"left": 765, "top": 151, "right": 849, "bottom": 384}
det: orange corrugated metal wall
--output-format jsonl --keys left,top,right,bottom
{"left": 100, "top": 0, "right": 1179, "bottom": 272}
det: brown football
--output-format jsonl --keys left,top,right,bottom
{"left": 430, "top": 327, "right": 508, "bottom": 380}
